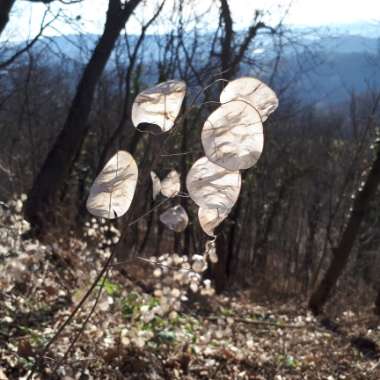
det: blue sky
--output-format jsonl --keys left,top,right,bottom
{"left": 4, "top": 0, "right": 380, "bottom": 42}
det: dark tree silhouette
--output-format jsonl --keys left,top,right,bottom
{"left": 0, "top": 0, "right": 83, "bottom": 37}
{"left": 375, "top": 288, "right": 380, "bottom": 315}
{"left": 309, "top": 143, "right": 380, "bottom": 315}
{"left": 24, "top": 0, "right": 142, "bottom": 234}
{"left": 0, "top": 0, "right": 15, "bottom": 36}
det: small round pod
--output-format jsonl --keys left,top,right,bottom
{"left": 201, "top": 100, "right": 263, "bottom": 171}
{"left": 198, "top": 207, "right": 230, "bottom": 237}
{"left": 220, "top": 76, "right": 278, "bottom": 122}
{"left": 132, "top": 80, "right": 186, "bottom": 132}
{"left": 159, "top": 205, "right": 189, "bottom": 232}
{"left": 186, "top": 156, "right": 241, "bottom": 211}
{"left": 161, "top": 170, "right": 181, "bottom": 198}
{"left": 86, "top": 151, "right": 138, "bottom": 219}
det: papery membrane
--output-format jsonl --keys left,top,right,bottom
{"left": 86, "top": 151, "right": 138, "bottom": 219}
{"left": 132, "top": 80, "right": 186, "bottom": 132}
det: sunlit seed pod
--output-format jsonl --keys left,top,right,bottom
{"left": 171, "top": 288, "right": 181, "bottom": 298}
{"left": 150, "top": 171, "right": 161, "bottom": 200}
{"left": 207, "top": 246, "right": 218, "bottom": 264}
{"left": 172, "top": 254, "right": 183, "bottom": 265}
{"left": 186, "top": 156, "right": 241, "bottom": 211}
{"left": 120, "top": 330, "right": 130, "bottom": 347}
{"left": 192, "top": 254, "right": 208, "bottom": 273}
{"left": 134, "top": 337, "right": 146, "bottom": 349}
{"left": 163, "top": 286, "right": 172, "bottom": 295}
{"left": 202, "top": 101, "right": 264, "bottom": 171}
{"left": 169, "top": 311, "right": 178, "bottom": 320}
{"left": 132, "top": 80, "right": 186, "bottom": 132}
{"left": 140, "top": 305, "right": 150, "bottom": 313}
{"left": 159, "top": 205, "right": 189, "bottom": 232}
{"left": 143, "top": 311, "right": 155, "bottom": 323}
{"left": 220, "top": 76, "right": 278, "bottom": 122}
{"left": 190, "top": 282, "right": 199, "bottom": 293}
{"left": 153, "top": 268, "right": 162, "bottom": 278}
{"left": 86, "top": 151, "right": 138, "bottom": 219}
{"left": 190, "top": 272, "right": 201, "bottom": 281}
{"left": 198, "top": 207, "right": 230, "bottom": 236}
{"left": 161, "top": 170, "right": 181, "bottom": 198}
{"left": 173, "top": 271, "right": 183, "bottom": 282}
{"left": 159, "top": 253, "right": 169, "bottom": 261}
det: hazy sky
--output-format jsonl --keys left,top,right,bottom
{"left": 4, "top": 0, "right": 380, "bottom": 42}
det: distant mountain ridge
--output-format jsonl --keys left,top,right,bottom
{"left": 2, "top": 23, "right": 379, "bottom": 104}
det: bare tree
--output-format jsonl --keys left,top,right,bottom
{"left": 0, "top": 0, "right": 83, "bottom": 37}
{"left": 24, "top": 0, "right": 142, "bottom": 235}
{"left": 0, "top": 10, "right": 57, "bottom": 70}
{"left": 309, "top": 141, "right": 380, "bottom": 314}
{"left": 97, "top": 0, "right": 166, "bottom": 171}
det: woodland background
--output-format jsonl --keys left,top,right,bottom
{"left": 0, "top": 0, "right": 380, "bottom": 379}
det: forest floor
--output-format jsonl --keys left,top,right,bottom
{"left": 0, "top": 220, "right": 379, "bottom": 379}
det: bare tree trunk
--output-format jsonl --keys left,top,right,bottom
{"left": 225, "top": 193, "right": 242, "bottom": 277}
{"left": 303, "top": 196, "right": 320, "bottom": 291}
{"left": 219, "top": 0, "right": 234, "bottom": 79}
{"left": 213, "top": 228, "right": 229, "bottom": 293}
{"left": 0, "top": 0, "right": 15, "bottom": 36}
{"left": 375, "top": 288, "right": 380, "bottom": 316}
{"left": 309, "top": 145, "right": 380, "bottom": 315}
{"left": 97, "top": 0, "right": 165, "bottom": 170}
{"left": 24, "top": 0, "right": 141, "bottom": 234}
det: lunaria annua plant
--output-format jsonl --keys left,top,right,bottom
{"left": 86, "top": 76, "right": 278, "bottom": 293}
{"left": 188, "top": 76, "right": 278, "bottom": 237}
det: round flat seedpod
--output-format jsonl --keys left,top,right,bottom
{"left": 159, "top": 205, "right": 189, "bottom": 232}
{"left": 86, "top": 151, "right": 138, "bottom": 219}
{"left": 186, "top": 156, "right": 241, "bottom": 211}
{"left": 150, "top": 171, "right": 161, "bottom": 200}
{"left": 161, "top": 170, "right": 180, "bottom": 198}
{"left": 220, "top": 77, "right": 278, "bottom": 122}
{"left": 202, "top": 100, "right": 263, "bottom": 171}
{"left": 198, "top": 207, "right": 230, "bottom": 236}
{"left": 132, "top": 80, "right": 186, "bottom": 132}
